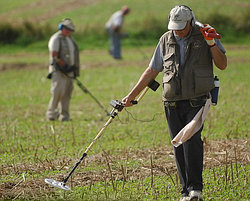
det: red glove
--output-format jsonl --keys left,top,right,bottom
{"left": 200, "top": 24, "right": 219, "bottom": 46}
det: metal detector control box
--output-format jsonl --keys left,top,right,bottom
{"left": 110, "top": 100, "right": 124, "bottom": 112}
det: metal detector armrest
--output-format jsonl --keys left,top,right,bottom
{"left": 148, "top": 79, "right": 160, "bottom": 91}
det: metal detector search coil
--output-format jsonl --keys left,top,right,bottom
{"left": 45, "top": 179, "right": 71, "bottom": 191}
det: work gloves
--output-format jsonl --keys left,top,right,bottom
{"left": 200, "top": 24, "right": 218, "bottom": 46}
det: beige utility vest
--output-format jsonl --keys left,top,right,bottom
{"left": 160, "top": 26, "right": 214, "bottom": 102}
{"left": 57, "top": 32, "right": 80, "bottom": 76}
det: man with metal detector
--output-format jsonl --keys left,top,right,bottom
{"left": 122, "top": 5, "right": 227, "bottom": 201}
{"left": 105, "top": 5, "right": 130, "bottom": 59}
{"left": 46, "top": 18, "right": 80, "bottom": 121}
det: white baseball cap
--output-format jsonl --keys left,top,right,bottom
{"left": 168, "top": 5, "right": 193, "bottom": 30}
{"left": 61, "top": 18, "right": 75, "bottom": 32}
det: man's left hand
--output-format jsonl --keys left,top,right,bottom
{"left": 200, "top": 24, "right": 217, "bottom": 46}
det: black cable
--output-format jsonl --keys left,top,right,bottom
{"left": 115, "top": 109, "right": 163, "bottom": 124}
{"left": 124, "top": 108, "right": 163, "bottom": 122}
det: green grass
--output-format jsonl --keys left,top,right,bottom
{"left": 0, "top": 44, "right": 249, "bottom": 200}
{"left": 2, "top": 0, "right": 249, "bottom": 29}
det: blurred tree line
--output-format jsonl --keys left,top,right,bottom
{"left": 0, "top": 8, "right": 249, "bottom": 47}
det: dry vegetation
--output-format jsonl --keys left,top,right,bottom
{"left": 0, "top": 138, "right": 249, "bottom": 199}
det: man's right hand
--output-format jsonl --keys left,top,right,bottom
{"left": 122, "top": 95, "right": 136, "bottom": 107}
{"left": 113, "top": 26, "right": 120, "bottom": 33}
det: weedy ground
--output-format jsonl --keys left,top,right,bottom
{"left": 0, "top": 45, "right": 249, "bottom": 200}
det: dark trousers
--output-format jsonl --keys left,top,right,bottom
{"left": 164, "top": 100, "right": 204, "bottom": 196}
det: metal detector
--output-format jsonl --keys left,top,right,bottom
{"left": 45, "top": 79, "right": 160, "bottom": 191}
{"left": 74, "top": 78, "right": 110, "bottom": 116}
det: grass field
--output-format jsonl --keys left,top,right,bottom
{"left": 0, "top": 0, "right": 250, "bottom": 200}
{"left": 0, "top": 44, "right": 249, "bottom": 200}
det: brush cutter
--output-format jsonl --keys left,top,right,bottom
{"left": 45, "top": 79, "right": 160, "bottom": 191}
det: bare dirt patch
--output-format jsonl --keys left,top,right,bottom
{"left": 0, "top": 138, "right": 249, "bottom": 199}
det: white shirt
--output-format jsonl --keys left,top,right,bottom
{"left": 105, "top": 10, "right": 123, "bottom": 29}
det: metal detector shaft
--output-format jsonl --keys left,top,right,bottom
{"left": 131, "top": 79, "right": 160, "bottom": 104}
{"left": 137, "top": 87, "right": 150, "bottom": 102}
{"left": 62, "top": 83, "right": 156, "bottom": 184}
{"left": 75, "top": 78, "right": 110, "bottom": 115}
{"left": 84, "top": 110, "right": 116, "bottom": 153}
{"left": 63, "top": 109, "right": 116, "bottom": 183}
{"left": 62, "top": 105, "right": 121, "bottom": 184}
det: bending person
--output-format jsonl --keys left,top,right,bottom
{"left": 105, "top": 5, "right": 130, "bottom": 59}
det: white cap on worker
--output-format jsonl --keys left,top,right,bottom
{"left": 168, "top": 5, "right": 193, "bottom": 30}
{"left": 61, "top": 18, "right": 75, "bottom": 32}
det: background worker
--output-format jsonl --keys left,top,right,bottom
{"left": 105, "top": 5, "right": 130, "bottom": 59}
{"left": 46, "top": 18, "right": 80, "bottom": 121}
{"left": 122, "top": 5, "right": 227, "bottom": 201}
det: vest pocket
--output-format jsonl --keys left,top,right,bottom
{"left": 194, "top": 69, "right": 214, "bottom": 94}
{"left": 163, "top": 53, "right": 175, "bottom": 71}
{"left": 162, "top": 73, "right": 180, "bottom": 98}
